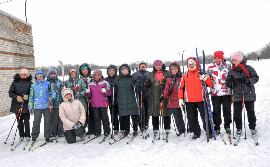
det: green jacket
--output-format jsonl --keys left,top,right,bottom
{"left": 145, "top": 65, "right": 171, "bottom": 117}
{"left": 115, "top": 64, "right": 140, "bottom": 117}
{"left": 65, "top": 69, "right": 87, "bottom": 112}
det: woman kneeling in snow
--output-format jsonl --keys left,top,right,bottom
{"left": 59, "top": 88, "right": 86, "bottom": 144}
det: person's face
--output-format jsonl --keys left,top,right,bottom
{"left": 232, "top": 59, "right": 241, "bottom": 66}
{"left": 171, "top": 67, "right": 178, "bottom": 75}
{"left": 94, "top": 74, "right": 101, "bottom": 81}
{"left": 139, "top": 64, "right": 146, "bottom": 71}
{"left": 154, "top": 65, "right": 162, "bottom": 71}
{"left": 188, "top": 64, "right": 196, "bottom": 70}
{"left": 109, "top": 69, "right": 115, "bottom": 77}
{"left": 50, "top": 73, "right": 56, "bottom": 79}
{"left": 65, "top": 93, "right": 72, "bottom": 99}
{"left": 36, "top": 75, "right": 43, "bottom": 81}
{"left": 214, "top": 57, "right": 223, "bottom": 64}
{"left": 20, "top": 74, "right": 27, "bottom": 79}
{"left": 121, "top": 69, "right": 128, "bottom": 75}
{"left": 82, "top": 68, "right": 88, "bottom": 76}
{"left": 71, "top": 71, "right": 76, "bottom": 78}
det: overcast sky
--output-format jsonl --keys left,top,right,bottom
{"left": 1, "top": 0, "right": 270, "bottom": 67}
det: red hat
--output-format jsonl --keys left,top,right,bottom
{"left": 214, "top": 51, "right": 224, "bottom": 60}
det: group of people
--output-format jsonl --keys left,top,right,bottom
{"left": 8, "top": 50, "right": 259, "bottom": 144}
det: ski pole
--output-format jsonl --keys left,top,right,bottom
{"left": 242, "top": 83, "right": 247, "bottom": 139}
{"left": 111, "top": 86, "right": 115, "bottom": 138}
{"left": 232, "top": 82, "right": 235, "bottom": 139}
{"left": 4, "top": 101, "right": 24, "bottom": 144}
{"left": 11, "top": 105, "right": 23, "bottom": 146}
{"left": 87, "top": 100, "right": 91, "bottom": 138}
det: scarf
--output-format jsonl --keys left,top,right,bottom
{"left": 232, "top": 63, "right": 250, "bottom": 78}
{"left": 155, "top": 71, "right": 164, "bottom": 83}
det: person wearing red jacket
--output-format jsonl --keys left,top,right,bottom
{"left": 178, "top": 57, "right": 214, "bottom": 140}
{"left": 162, "top": 62, "right": 185, "bottom": 136}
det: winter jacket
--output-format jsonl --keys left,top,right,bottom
{"left": 105, "top": 65, "right": 118, "bottom": 104}
{"left": 28, "top": 71, "right": 56, "bottom": 110}
{"left": 207, "top": 61, "right": 232, "bottom": 96}
{"left": 65, "top": 69, "right": 87, "bottom": 112}
{"left": 79, "top": 63, "right": 93, "bottom": 89}
{"left": 9, "top": 73, "right": 32, "bottom": 113}
{"left": 225, "top": 61, "right": 259, "bottom": 102}
{"left": 163, "top": 62, "right": 182, "bottom": 108}
{"left": 114, "top": 64, "right": 140, "bottom": 117}
{"left": 132, "top": 69, "right": 150, "bottom": 98}
{"left": 47, "top": 75, "right": 63, "bottom": 108}
{"left": 145, "top": 64, "right": 171, "bottom": 117}
{"left": 88, "top": 78, "right": 111, "bottom": 108}
{"left": 59, "top": 91, "right": 86, "bottom": 131}
{"left": 178, "top": 57, "right": 214, "bottom": 102}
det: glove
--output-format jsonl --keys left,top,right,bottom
{"left": 179, "top": 99, "right": 185, "bottom": 108}
{"left": 199, "top": 74, "right": 207, "bottom": 81}
{"left": 29, "top": 108, "right": 34, "bottom": 116}
{"left": 16, "top": 96, "right": 23, "bottom": 102}
{"left": 49, "top": 97, "right": 54, "bottom": 101}
{"left": 101, "top": 88, "right": 106, "bottom": 93}
{"left": 72, "top": 121, "right": 82, "bottom": 130}
{"left": 160, "top": 96, "right": 165, "bottom": 103}
{"left": 23, "top": 95, "right": 28, "bottom": 100}
{"left": 238, "top": 76, "right": 246, "bottom": 83}
{"left": 85, "top": 88, "right": 90, "bottom": 93}
{"left": 76, "top": 92, "right": 81, "bottom": 98}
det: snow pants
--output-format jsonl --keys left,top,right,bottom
{"left": 92, "top": 107, "right": 110, "bottom": 136}
{"left": 109, "top": 103, "right": 120, "bottom": 131}
{"left": 186, "top": 102, "right": 212, "bottom": 136}
{"left": 170, "top": 108, "right": 185, "bottom": 133}
{"left": 64, "top": 126, "right": 85, "bottom": 144}
{"left": 15, "top": 113, "right": 30, "bottom": 138}
{"left": 138, "top": 95, "right": 150, "bottom": 129}
{"left": 31, "top": 109, "right": 52, "bottom": 140}
{"left": 152, "top": 116, "right": 171, "bottom": 131}
{"left": 119, "top": 115, "right": 138, "bottom": 133}
{"left": 233, "top": 101, "right": 256, "bottom": 130}
{"left": 51, "top": 108, "right": 64, "bottom": 137}
{"left": 84, "top": 103, "right": 95, "bottom": 135}
{"left": 211, "top": 95, "right": 232, "bottom": 130}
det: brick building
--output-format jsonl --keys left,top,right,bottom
{"left": 0, "top": 10, "right": 35, "bottom": 116}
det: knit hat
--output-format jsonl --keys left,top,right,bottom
{"left": 70, "top": 69, "right": 76, "bottom": 74}
{"left": 120, "top": 66, "right": 129, "bottom": 72}
{"left": 153, "top": 60, "right": 163, "bottom": 67}
{"left": 231, "top": 51, "right": 243, "bottom": 62}
{"left": 62, "top": 88, "right": 73, "bottom": 97}
{"left": 139, "top": 61, "right": 147, "bottom": 67}
{"left": 19, "top": 69, "right": 30, "bottom": 77}
{"left": 92, "top": 69, "right": 102, "bottom": 76}
{"left": 80, "top": 64, "right": 88, "bottom": 71}
{"left": 214, "top": 51, "right": 224, "bottom": 60}
{"left": 188, "top": 59, "right": 196, "bottom": 65}
{"left": 47, "top": 69, "right": 57, "bottom": 77}
{"left": 36, "top": 74, "right": 44, "bottom": 78}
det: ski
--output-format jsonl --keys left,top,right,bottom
{"left": 234, "top": 135, "right": 241, "bottom": 146}
{"left": 32, "top": 141, "right": 48, "bottom": 151}
{"left": 23, "top": 139, "right": 31, "bottom": 150}
{"left": 28, "top": 141, "right": 35, "bottom": 151}
{"left": 127, "top": 133, "right": 137, "bottom": 144}
{"left": 11, "top": 140, "right": 23, "bottom": 151}
{"left": 83, "top": 135, "right": 101, "bottom": 144}
{"left": 252, "top": 134, "right": 259, "bottom": 146}
{"left": 227, "top": 135, "right": 232, "bottom": 144}
{"left": 99, "top": 135, "right": 110, "bottom": 144}
{"left": 109, "top": 134, "right": 126, "bottom": 145}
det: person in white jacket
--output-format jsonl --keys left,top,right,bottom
{"left": 207, "top": 51, "right": 232, "bottom": 135}
{"left": 59, "top": 88, "right": 86, "bottom": 144}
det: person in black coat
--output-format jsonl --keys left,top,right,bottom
{"left": 8, "top": 69, "right": 32, "bottom": 141}
{"left": 226, "top": 51, "right": 259, "bottom": 136}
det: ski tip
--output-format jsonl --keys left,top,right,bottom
{"left": 11, "top": 148, "right": 14, "bottom": 151}
{"left": 4, "top": 142, "right": 7, "bottom": 144}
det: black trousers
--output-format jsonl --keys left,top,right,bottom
{"left": 15, "top": 113, "right": 30, "bottom": 138}
{"left": 171, "top": 108, "right": 185, "bottom": 133}
{"left": 152, "top": 116, "right": 171, "bottom": 131}
{"left": 84, "top": 103, "right": 95, "bottom": 134}
{"left": 186, "top": 102, "right": 212, "bottom": 136}
{"left": 64, "top": 126, "right": 85, "bottom": 144}
{"left": 138, "top": 95, "right": 150, "bottom": 129}
{"left": 92, "top": 107, "right": 110, "bottom": 135}
{"left": 119, "top": 115, "right": 138, "bottom": 133}
{"left": 211, "top": 95, "right": 232, "bottom": 130}
{"left": 234, "top": 101, "right": 256, "bottom": 130}
{"left": 51, "top": 108, "right": 64, "bottom": 137}
{"left": 109, "top": 104, "right": 119, "bottom": 131}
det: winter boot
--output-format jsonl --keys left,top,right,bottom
{"left": 192, "top": 135, "right": 200, "bottom": 140}
{"left": 133, "top": 130, "right": 138, "bottom": 136}
{"left": 215, "top": 129, "right": 221, "bottom": 136}
{"left": 25, "top": 137, "right": 31, "bottom": 142}
{"left": 153, "top": 130, "right": 158, "bottom": 137}
{"left": 236, "top": 129, "right": 242, "bottom": 135}
{"left": 114, "top": 130, "right": 119, "bottom": 135}
{"left": 19, "top": 137, "right": 24, "bottom": 141}
{"left": 250, "top": 129, "right": 257, "bottom": 135}
{"left": 225, "top": 128, "right": 231, "bottom": 135}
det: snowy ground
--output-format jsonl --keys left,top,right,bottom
{"left": 1, "top": 60, "right": 270, "bottom": 167}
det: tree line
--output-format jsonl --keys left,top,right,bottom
{"left": 36, "top": 42, "right": 270, "bottom": 76}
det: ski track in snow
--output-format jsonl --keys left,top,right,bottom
{"left": 1, "top": 60, "right": 270, "bottom": 167}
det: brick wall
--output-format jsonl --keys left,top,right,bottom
{"left": 0, "top": 10, "right": 35, "bottom": 115}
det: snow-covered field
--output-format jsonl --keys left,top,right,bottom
{"left": 0, "top": 60, "right": 269, "bottom": 167}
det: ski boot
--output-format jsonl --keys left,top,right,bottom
{"left": 192, "top": 135, "right": 200, "bottom": 140}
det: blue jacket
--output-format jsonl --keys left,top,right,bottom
{"left": 28, "top": 71, "right": 56, "bottom": 110}
{"left": 47, "top": 75, "right": 63, "bottom": 108}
